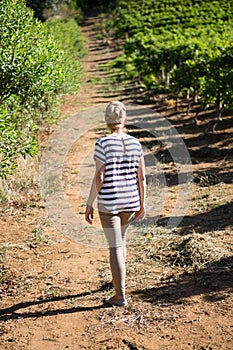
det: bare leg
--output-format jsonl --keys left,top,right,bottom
{"left": 99, "top": 211, "right": 135, "bottom": 301}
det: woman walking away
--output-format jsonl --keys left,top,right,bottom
{"left": 85, "top": 101, "right": 146, "bottom": 307}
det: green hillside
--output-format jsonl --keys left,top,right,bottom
{"left": 107, "top": 0, "right": 233, "bottom": 110}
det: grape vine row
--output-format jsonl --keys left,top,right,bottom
{"left": 108, "top": 0, "right": 233, "bottom": 110}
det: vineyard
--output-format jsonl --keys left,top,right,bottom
{"left": 104, "top": 0, "right": 233, "bottom": 110}
{"left": 0, "top": 1, "right": 232, "bottom": 349}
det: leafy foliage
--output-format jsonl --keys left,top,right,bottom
{"left": 47, "top": 17, "right": 87, "bottom": 59}
{"left": 0, "top": 0, "right": 84, "bottom": 178}
{"left": 107, "top": 0, "right": 233, "bottom": 110}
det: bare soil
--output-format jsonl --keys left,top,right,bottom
{"left": 0, "top": 14, "right": 232, "bottom": 350}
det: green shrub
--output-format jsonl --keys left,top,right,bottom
{"left": 47, "top": 18, "right": 87, "bottom": 59}
{"left": 0, "top": 0, "right": 83, "bottom": 178}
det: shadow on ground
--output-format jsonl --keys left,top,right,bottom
{"left": 0, "top": 283, "right": 113, "bottom": 321}
{"left": 132, "top": 256, "right": 233, "bottom": 305}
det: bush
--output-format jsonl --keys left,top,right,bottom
{"left": 0, "top": 0, "right": 83, "bottom": 178}
{"left": 47, "top": 18, "right": 87, "bottom": 59}
{"left": 46, "top": 18, "right": 86, "bottom": 93}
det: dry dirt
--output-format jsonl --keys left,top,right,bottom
{"left": 0, "top": 14, "right": 233, "bottom": 350}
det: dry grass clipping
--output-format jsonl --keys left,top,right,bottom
{"left": 134, "top": 232, "right": 230, "bottom": 272}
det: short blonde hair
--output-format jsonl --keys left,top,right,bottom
{"left": 106, "top": 123, "right": 127, "bottom": 133}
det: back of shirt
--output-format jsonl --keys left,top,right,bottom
{"left": 94, "top": 134, "right": 143, "bottom": 214}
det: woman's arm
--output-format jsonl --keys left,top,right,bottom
{"left": 85, "top": 159, "right": 105, "bottom": 224}
{"left": 135, "top": 156, "right": 146, "bottom": 221}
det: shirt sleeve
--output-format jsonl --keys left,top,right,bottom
{"left": 93, "top": 140, "right": 106, "bottom": 164}
{"left": 139, "top": 141, "right": 144, "bottom": 159}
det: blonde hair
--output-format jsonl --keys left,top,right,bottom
{"left": 105, "top": 101, "right": 126, "bottom": 125}
{"left": 107, "top": 123, "right": 127, "bottom": 133}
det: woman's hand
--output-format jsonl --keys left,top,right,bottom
{"left": 85, "top": 204, "right": 94, "bottom": 224}
{"left": 135, "top": 206, "right": 146, "bottom": 221}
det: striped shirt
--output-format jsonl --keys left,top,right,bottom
{"left": 94, "top": 134, "right": 143, "bottom": 214}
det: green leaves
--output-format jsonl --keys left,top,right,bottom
{"left": 109, "top": 0, "right": 233, "bottom": 109}
{"left": 0, "top": 0, "right": 84, "bottom": 178}
{"left": 0, "top": 108, "right": 38, "bottom": 178}
{"left": 0, "top": 0, "right": 62, "bottom": 107}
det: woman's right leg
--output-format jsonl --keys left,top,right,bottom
{"left": 99, "top": 211, "right": 126, "bottom": 299}
{"left": 120, "top": 211, "right": 135, "bottom": 262}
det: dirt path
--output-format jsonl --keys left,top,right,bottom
{"left": 0, "top": 13, "right": 233, "bottom": 350}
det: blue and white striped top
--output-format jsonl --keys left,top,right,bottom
{"left": 94, "top": 134, "right": 143, "bottom": 214}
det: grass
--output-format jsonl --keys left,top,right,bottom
{"left": 0, "top": 247, "right": 15, "bottom": 297}
{"left": 45, "top": 286, "right": 59, "bottom": 298}
{"left": 0, "top": 247, "right": 8, "bottom": 287}
{"left": 0, "top": 266, "right": 9, "bottom": 287}
{"left": 30, "top": 231, "right": 49, "bottom": 247}
{"left": 129, "top": 231, "right": 230, "bottom": 273}
{"left": 0, "top": 247, "right": 7, "bottom": 263}
{"left": 0, "top": 155, "right": 40, "bottom": 206}
{"left": 28, "top": 216, "right": 51, "bottom": 248}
